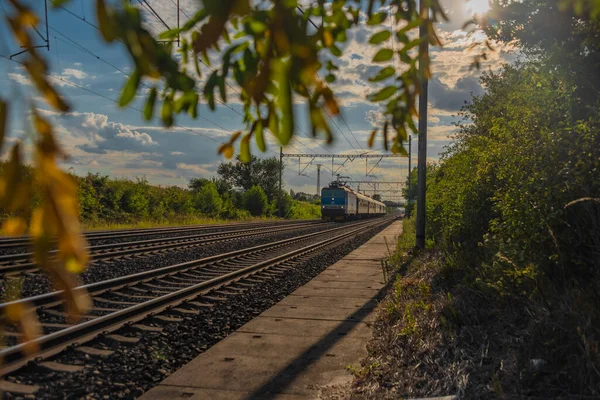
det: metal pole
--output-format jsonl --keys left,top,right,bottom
{"left": 416, "top": 1, "right": 429, "bottom": 249}
{"left": 408, "top": 134, "right": 412, "bottom": 198}
{"left": 278, "top": 146, "right": 283, "bottom": 218}
{"left": 177, "top": 0, "right": 180, "bottom": 47}
{"left": 316, "top": 164, "right": 321, "bottom": 196}
{"left": 44, "top": 0, "right": 50, "bottom": 50}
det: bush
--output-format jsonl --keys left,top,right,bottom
{"left": 423, "top": 61, "right": 600, "bottom": 395}
{"left": 194, "top": 182, "right": 223, "bottom": 218}
{"left": 243, "top": 185, "right": 268, "bottom": 216}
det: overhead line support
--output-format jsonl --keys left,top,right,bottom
{"left": 10, "top": 0, "right": 50, "bottom": 59}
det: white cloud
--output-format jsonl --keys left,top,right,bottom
{"left": 8, "top": 73, "right": 31, "bottom": 86}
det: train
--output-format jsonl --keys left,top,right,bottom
{"left": 320, "top": 183, "right": 387, "bottom": 222}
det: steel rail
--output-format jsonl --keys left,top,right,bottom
{"left": 0, "top": 219, "right": 321, "bottom": 249}
{"left": 0, "top": 218, "right": 384, "bottom": 312}
{"left": 0, "top": 221, "right": 325, "bottom": 275}
{"left": 0, "top": 217, "right": 394, "bottom": 376}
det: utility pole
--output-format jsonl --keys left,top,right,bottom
{"left": 408, "top": 134, "right": 412, "bottom": 199}
{"left": 278, "top": 147, "right": 283, "bottom": 218}
{"left": 316, "top": 164, "right": 322, "bottom": 196}
{"left": 416, "top": 1, "right": 429, "bottom": 249}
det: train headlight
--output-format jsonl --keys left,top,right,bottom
{"left": 341, "top": 206, "right": 344, "bottom": 209}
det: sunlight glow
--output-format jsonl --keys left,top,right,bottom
{"left": 467, "top": 0, "right": 490, "bottom": 16}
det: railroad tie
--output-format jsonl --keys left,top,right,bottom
{"left": 75, "top": 346, "right": 114, "bottom": 358}
{"left": 38, "top": 361, "right": 85, "bottom": 373}
{"left": 105, "top": 334, "right": 140, "bottom": 346}
{"left": 187, "top": 301, "right": 214, "bottom": 309}
{"left": 170, "top": 307, "right": 200, "bottom": 316}
{"left": 0, "top": 380, "right": 40, "bottom": 395}
{"left": 153, "top": 315, "right": 184, "bottom": 323}
{"left": 93, "top": 296, "right": 138, "bottom": 306}
{"left": 131, "top": 324, "right": 163, "bottom": 333}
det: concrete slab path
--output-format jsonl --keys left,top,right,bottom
{"left": 141, "top": 221, "right": 403, "bottom": 400}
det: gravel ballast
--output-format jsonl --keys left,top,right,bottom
{"left": 4, "top": 220, "right": 391, "bottom": 399}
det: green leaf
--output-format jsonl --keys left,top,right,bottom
{"left": 159, "top": 28, "right": 180, "bottom": 40}
{"left": 182, "top": 9, "right": 207, "bottom": 31}
{"left": 239, "top": 135, "right": 251, "bottom": 162}
{"left": 372, "top": 49, "right": 393, "bottom": 62}
{"left": 217, "top": 75, "right": 227, "bottom": 102}
{"left": 204, "top": 71, "right": 219, "bottom": 110}
{"left": 96, "top": 0, "right": 117, "bottom": 42}
{"left": 255, "top": 119, "right": 266, "bottom": 152}
{"left": 369, "top": 30, "right": 391, "bottom": 45}
{"left": 330, "top": 45, "right": 342, "bottom": 57}
{"left": 325, "top": 74, "right": 336, "bottom": 83}
{"left": 367, "top": 12, "right": 387, "bottom": 26}
{"left": 161, "top": 96, "right": 174, "bottom": 126}
{"left": 369, "top": 86, "right": 397, "bottom": 102}
{"left": 118, "top": 70, "right": 141, "bottom": 107}
{"left": 369, "top": 66, "right": 395, "bottom": 82}
{"left": 143, "top": 87, "right": 157, "bottom": 120}
{"left": 275, "top": 60, "right": 294, "bottom": 145}
{"left": 188, "top": 92, "right": 199, "bottom": 118}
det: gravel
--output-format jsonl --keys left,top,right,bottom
{"left": 0, "top": 220, "right": 320, "bottom": 256}
{"left": 0, "top": 221, "right": 334, "bottom": 299}
{"left": 5, "top": 220, "right": 391, "bottom": 399}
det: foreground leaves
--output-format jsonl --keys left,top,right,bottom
{"left": 1, "top": 0, "right": 91, "bottom": 353}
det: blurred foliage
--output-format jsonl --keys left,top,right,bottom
{"left": 91, "top": 0, "right": 449, "bottom": 156}
{"left": 1, "top": 0, "right": 91, "bottom": 353}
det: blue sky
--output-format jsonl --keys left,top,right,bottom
{"left": 0, "top": 0, "right": 514, "bottom": 202}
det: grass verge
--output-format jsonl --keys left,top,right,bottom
{"left": 82, "top": 216, "right": 284, "bottom": 231}
{"left": 343, "top": 217, "right": 600, "bottom": 399}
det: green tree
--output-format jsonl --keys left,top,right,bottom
{"left": 188, "top": 178, "right": 211, "bottom": 193}
{"left": 218, "top": 156, "right": 282, "bottom": 202}
{"left": 484, "top": 0, "right": 600, "bottom": 117}
{"left": 243, "top": 185, "right": 268, "bottom": 217}
{"left": 195, "top": 182, "right": 223, "bottom": 218}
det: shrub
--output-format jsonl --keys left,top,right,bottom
{"left": 195, "top": 182, "right": 223, "bottom": 218}
{"left": 243, "top": 185, "right": 268, "bottom": 216}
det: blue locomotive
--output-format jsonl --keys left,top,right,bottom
{"left": 321, "top": 183, "right": 387, "bottom": 222}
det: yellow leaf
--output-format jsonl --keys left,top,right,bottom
{"left": 323, "top": 30, "right": 334, "bottom": 47}
{"left": 368, "top": 129, "right": 377, "bottom": 148}
{"left": 3, "top": 217, "right": 27, "bottom": 236}
{"left": 5, "top": 302, "right": 24, "bottom": 322}
{"left": 6, "top": 16, "right": 32, "bottom": 48}
{"left": 29, "top": 208, "right": 44, "bottom": 238}
{"left": 24, "top": 60, "right": 70, "bottom": 112}
{"left": 223, "top": 145, "right": 234, "bottom": 159}
{"left": 65, "top": 257, "right": 85, "bottom": 274}
{"left": 19, "top": 302, "right": 41, "bottom": 353}
{"left": 230, "top": 131, "right": 242, "bottom": 144}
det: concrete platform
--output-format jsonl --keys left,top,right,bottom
{"left": 142, "top": 221, "right": 403, "bottom": 400}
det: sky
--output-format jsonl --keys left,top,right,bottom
{"left": 0, "top": 0, "right": 515, "bottom": 202}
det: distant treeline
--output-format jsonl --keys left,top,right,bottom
{"left": 0, "top": 156, "right": 321, "bottom": 227}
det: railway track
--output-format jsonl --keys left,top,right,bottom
{"left": 0, "top": 220, "right": 325, "bottom": 276}
{"left": 0, "top": 217, "right": 393, "bottom": 381}
{"left": 0, "top": 219, "right": 320, "bottom": 251}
